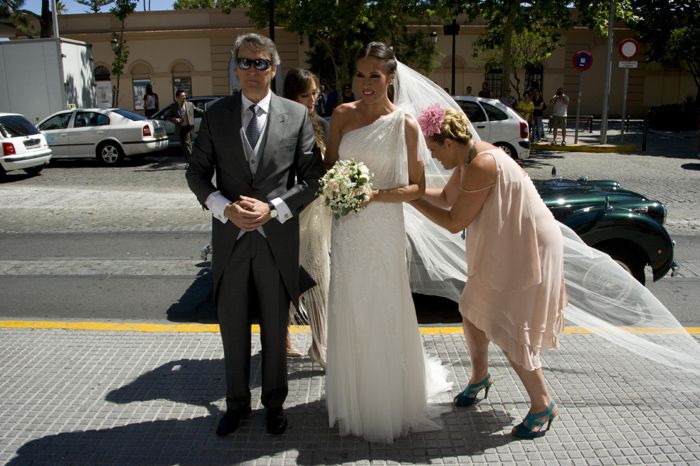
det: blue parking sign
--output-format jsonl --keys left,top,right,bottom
{"left": 573, "top": 50, "right": 593, "bottom": 71}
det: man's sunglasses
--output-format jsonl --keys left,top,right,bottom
{"left": 237, "top": 57, "right": 273, "bottom": 71}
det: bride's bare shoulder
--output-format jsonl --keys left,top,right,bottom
{"left": 332, "top": 102, "right": 359, "bottom": 120}
{"left": 330, "top": 102, "right": 363, "bottom": 132}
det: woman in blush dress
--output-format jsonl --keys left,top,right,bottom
{"left": 323, "top": 42, "right": 451, "bottom": 444}
{"left": 282, "top": 68, "right": 330, "bottom": 368}
{"left": 411, "top": 106, "right": 566, "bottom": 439}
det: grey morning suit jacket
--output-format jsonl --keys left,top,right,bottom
{"left": 185, "top": 92, "right": 324, "bottom": 305}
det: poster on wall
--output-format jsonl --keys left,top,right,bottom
{"left": 133, "top": 79, "right": 151, "bottom": 111}
{"left": 96, "top": 81, "right": 112, "bottom": 108}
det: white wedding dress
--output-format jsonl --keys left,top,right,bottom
{"left": 325, "top": 109, "right": 452, "bottom": 444}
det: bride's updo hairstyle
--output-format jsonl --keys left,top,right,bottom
{"left": 356, "top": 41, "right": 397, "bottom": 75}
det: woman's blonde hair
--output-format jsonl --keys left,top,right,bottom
{"left": 432, "top": 108, "right": 473, "bottom": 146}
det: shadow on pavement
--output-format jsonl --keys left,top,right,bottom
{"left": 167, "top": 267, "right": 218, "bottom": 323}
{"left": 681, "top": 162, "right": 700, "bottom": 171}
{"left": 8, "top": 401, "right": 513, "bottom": 465}
{"left": 166, "top": 264, "right": 462, "bottom": 325}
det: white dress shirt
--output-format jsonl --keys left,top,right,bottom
{"left": 205, "top": 91, "right": 292, "bottom": 226}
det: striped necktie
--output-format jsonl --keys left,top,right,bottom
{"left": 246, "top": 104, "right": 261, "bottom": 147}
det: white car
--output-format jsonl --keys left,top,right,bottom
{"left": 0, "top": 113, "right": 53, "bottom": 177}
{"left": 38, "top": 108, "right": 169, "bottom": 165}
{"left": 453, "top": 96, "right": 530, "bottom": 160}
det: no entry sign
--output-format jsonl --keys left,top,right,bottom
{"left": 619, "top": 38, "right": 640, "bottom": 59}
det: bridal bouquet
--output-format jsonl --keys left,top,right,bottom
{"left": 320, "top": 159, "right": 374, "bottom": 219}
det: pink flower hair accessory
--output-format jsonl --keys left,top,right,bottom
{"left": 418, "top": 103, "right": 446, "bottom": 138}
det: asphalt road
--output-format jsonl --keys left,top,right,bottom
{"left": 0, "top": 144, "right": 698, "bottom": 325}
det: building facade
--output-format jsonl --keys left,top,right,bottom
{"left": 9, "top": 8, "right": 697, "bottom": 117}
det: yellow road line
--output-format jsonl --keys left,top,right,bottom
{"left": 1, "top": 320, "right": 698, "bottom": 335}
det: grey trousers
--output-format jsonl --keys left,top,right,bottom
{"left": 216, "top": 232, "right": 289, "bottom": 412}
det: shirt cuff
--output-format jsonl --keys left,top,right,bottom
{"left": 205, "top": 191, "right": 231, "bottom": 224}
{"left": 270, "top": 197, "right": 293, "bottom": 224}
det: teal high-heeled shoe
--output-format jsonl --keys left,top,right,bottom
{"left": 453, "top": 373, "right": 493, "bottom": 407}
{"left": 512, "top": 400, "right": 557, "bottom": 439}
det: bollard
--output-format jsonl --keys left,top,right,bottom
{"left": 642, "top": 119, "right": 648, "bottom": 152}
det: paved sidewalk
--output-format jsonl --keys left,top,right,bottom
{"left": 531, "top": 121, "right": 699, "bottom": 156}
{"left": 1, "top": 325, "right": 699, "bottom": 465}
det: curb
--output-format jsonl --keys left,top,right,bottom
{"left": 1, "top": 320, "right": 699, "bottom": 334}
{"left": 531, "top": 142, "right": 636, "bottom": 153}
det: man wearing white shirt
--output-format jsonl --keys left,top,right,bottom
{"left": 549, "top": 87, "right": 570, "bottom": 145}
{"left": 186, "top": 33, "right": 323, "bottom": 437}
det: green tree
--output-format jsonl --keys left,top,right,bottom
{"left": 1, "top": 0, "right": 64, "bottom": 37}
{"left": 627, "top": 0, "right": 700, "bottom": 102}
{"left": 110, "top": 0, "right": 137, "bottom": 107}
{"left": 0, "top": 0, "right": 35, "bottom": 37}
{"left": 176, "top": 0, "right": 444, "bottom": 93}
{"left": 456, "top": 0, "right": 632, "bottom": 96}
{"left": 173, "top": 0, "right": 215, "bottom": 8}
{"left": 472, "top": 27, "right": 556, "bottom": 98}
{"left": 76, "top": 0, "right": 115, "bottom": 13}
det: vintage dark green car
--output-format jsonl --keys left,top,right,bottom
{"left": 535, "top": 177, "right": 676, "bottom": 284}
{"left": 201, "top": 177, "right": 676, "bottom": 288}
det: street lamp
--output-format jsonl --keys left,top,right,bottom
{"left": 110, "top": 36, "right": 119, "bottom": 52}
{"left": 443, "top": 19, "right": 460, "bottom": 96}
{"left": 430, "top": 31, "right": 438, "bottom": 44}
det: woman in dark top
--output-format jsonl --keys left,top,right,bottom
{"left": 532, "top": 89, "right": 545, "bottom": 142}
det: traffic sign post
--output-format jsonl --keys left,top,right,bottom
{"left": 618, "top": 39, "right": 639, "bottom": 144}
{"left": 572, "top": 50, "right": 593, "bottom": 144}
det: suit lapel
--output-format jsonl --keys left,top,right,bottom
{"left": 221, "top": 94, "right": 253, "bottom": 179}
{"left": 254, "top": 94, "right": 288, "bottom": 183}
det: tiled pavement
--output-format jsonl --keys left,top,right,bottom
{"left": 1, "top": 328, "right": 699, "bottom": 465}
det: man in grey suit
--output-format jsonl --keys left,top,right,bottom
{"left": 169, "top": 89, "right": 196, "bottom": 162}
{"left": 186, "top": 33, "right": 324, "bottom": 436}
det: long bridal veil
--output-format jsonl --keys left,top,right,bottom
{"left": 394, "top": 60, "right": 700, "bottom": 377}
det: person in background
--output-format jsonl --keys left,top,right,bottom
{"left": 282, "top": 68, "right": 331, "bottom": 368}
{"left": 168, "top": 89, "right": 195, "bottom": 163}
{"left": 531, "top": 89, "right": 546, "bottom": 142}
{"left": 549, "top": 87, "right": 570, "bottom": 145}
{"left": 478, "top": 81, "right": 491, "bottom": 98}
{"left": 315, "top": 82, "right": 328, "bottom": 117}
{"left": 465, "top": 85, "right": 473, "bottom": 96}
{"left": 499, "top": 87, "right": 516, "bottom": 109}
{"left": 341, "top": 83, "right": 355, "bottom": 103}
{"left": 325, "top": 83, "right": 338, "bottom": 116}
{"left": 144, "top": 84, "right": 159, "bottom": 118}
{"left": 411, "top": 105, "right": 566, "bottom": 440}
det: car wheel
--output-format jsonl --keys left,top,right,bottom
{"left": 97, "top": 142, "right": 124, "bottom": 165}
{"left": 495, "top": 142, "right": 518, "bottom": 160}
{"left": 23, "top": 166, "right": 43, "bottom": 176}
{"left": 599, "top": 245, "right": 646, "bottom": 286}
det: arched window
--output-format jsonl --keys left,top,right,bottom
{"left": 94, "top": 65, "right": 111, "bottom": 81}
{"left": 485, "top": 69, "right": 503, "bottom": 97}
{"left": 172, "top": 61, "right": 193, "bottom": 98}
{"left": 130, "top": 62, "right": 153, "bottom": 111}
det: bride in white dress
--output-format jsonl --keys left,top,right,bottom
{"left": 324, "top": 42, "right": 451, "bottom": 444}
